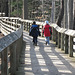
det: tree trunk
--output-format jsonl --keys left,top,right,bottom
{"left": 51, "top": 0, "right": 55, "bottom": 23}
{"left": 23, "top": 0, "right": 28, "bottom": 19}
{"left": 16, "top": 0, "right": 18, "bottom": 17}
{"left": 5, "top": 0, "right": 8, "bottom": 16}
{"left": 69, "top": 0, "right": 74, "bottom": 29}
{"left": 64, "top": 0, "right": 69, "bottom": 29}
{"left": 74, "top": 17, "right": 75, "bottom": 30}
{"left": 57, "top": 0, "right": 64, "bottom": 27}
{"left": 8, "top": 0, "right": 11, "bottom": 17}
{"left": 73, "top": 1, "right": 75, "bottom": 30}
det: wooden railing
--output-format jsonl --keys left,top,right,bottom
{"left": 0, "top": 17, "right": 23, "bottom": 75}
{"left": 0, "top": 17, "right": 21, "bottom": 35}
{"left": 0, "top": 17, "right": 75, "bottom": 74}
{"left": 0, "top": 13, "right": 5, "bottom": 17}
{"left": 51, "top": 24, "right": 75, "bottom": 57}
{"left": 1, "top": 17, "right": 75, "bottom": 57}
{"left": 19, "top": 19, "right": 75, "bottom": 57}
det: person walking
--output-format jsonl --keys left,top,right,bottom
{"left": 29, "top": 21, "right": 40, "bottom": 46}
{"left": 42, "top": 20, "right": 52, "bottom": 45}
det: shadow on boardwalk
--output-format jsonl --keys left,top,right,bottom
{"left": 16, "top": 31, "right": 75, "bottom": 75}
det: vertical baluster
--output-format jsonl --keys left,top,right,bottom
{"left": 69, "top": 36, "right": 73, "bottom": 57}
{"left": 24, "top": 22, "right": 26, "bottom": 30}
{"left": 26, "top": 22, "right": 28, "bottom": 31}
{"left": 1, "top": 48, "right": 8, "bottom": 75}
{"left": 61, "top": 33, "right": 64, "bottom": 50}
{"left": 41, "top": 25, "right": 44, "bottom": 37}
{"left": 52, "top": 27, "right": 54, "bottom": 41}
{"left": 10, "top": 42, "right": 17, "bottom": 75}
{"left": 23, "top": 22, "right": 25, "bottom": 30}
{"left": 58, "top": 32, "right": 59, "bottom": 48}
{"left": 16, "top": 38, "right": 22, "bottom": 69}
{"left": 64, "top": 35, "right": 68, "bottom": 54}
{"left": 56, "top": 31, "right": 58, "bottom": 45}
{"left": 52, "top": 28, "right": 56, "bottom": 41}
{"left": 29, "top": 23, "right": 30, "bottom": 32}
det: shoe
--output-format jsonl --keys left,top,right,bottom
{"left": 46, "top": 42, "right": 47, "bottom": 45}
{"left": 47, "top": 44, "right": 50, "bottom": 46}
{"left": 35, "top": 43, "right": 37, "bottom": 46}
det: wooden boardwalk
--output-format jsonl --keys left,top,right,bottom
{"left": 16, "top": 31, "right": 75, "bottom": 75}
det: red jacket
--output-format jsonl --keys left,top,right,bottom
{"left": 42, "top": 24, "right": 52, "bottom": 37}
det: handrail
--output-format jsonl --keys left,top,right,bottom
{"left": 0, "top": 17, "right": 21, "bottom": 35}
{"left": 0, "top": 17, "right": 23, "bottom": 75}
{"left": 19, "top": 18, "right": 75, "bottom": 57}
{"left": 0, "top": 17, "right": 75, "bottom": 74}
{"left": 1, "top": 17, "right": 75, "bottom": 57}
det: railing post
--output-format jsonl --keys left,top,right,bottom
{"left": 52, "top": 28, "right": 56, "bottom": 41}
{"left": 10, "top": 42, "right": 17, "bottom": 75}
{"left": 41, "top": 25, "right": 44, "bottom": 37}
{"left": 61, "top": 33, "right": 64, "bottom": 50}
{"left": 16, "top": 34, "right": 23, "bottom": 70}
{"left": 69, "top": 36, "right": 73, "bottom": 57}
{"left": 28, "top": 23, "right": 30, "bottom": 32}
{"left": 21, "top": 21, "right": 24, "bottom": 30}
{"left": 23, "top": 22, "right": 25, "bottom": 30}
{"left": 27, "top": 22, "right": 28, "bottom": 31}
{"left": 64, "top": 35, "right": 68, "bottom": 54}
{"left": 56, "top": 31, "right": 58, "bottom": 45}
{"left": 58, "top": 32, "right": 60, "bottom": 48}
{"left": 52, "top": 27, "right": 54, "bottom": 41}
{"left": 25, "top": 22, "right": 27, "bottom": 30}
{"left": 24, "top": 22, "right": 27, "bottom": 30}
{"left": 1, "top": 48, "right": 8, "bottom": 75}
{"left": 58, "top": 32, "right": 61, "bottom": 48}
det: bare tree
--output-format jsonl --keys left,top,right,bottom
{"left": 64, "top": 0, "right": 69, "bottom": 29}
{"left": 51, "top": 0, "right": 55, "bottom": 23}
{"left": 23, "top": 0, "right": 28, "bottom": 19}
{"left": 69, "top": 0, "right": 74, "bottom": 29}
{"left": 57, "top": 0, "right": 64, "bottom": 27}
{"left": 74, "top": 17, "right": 75, "bottom": 30}
{"left": 0, "top": 0, "right": 8, "bottom": 16}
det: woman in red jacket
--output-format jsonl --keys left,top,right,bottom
{"left": 42, "top": 20, "right": 52, "bottom": 45}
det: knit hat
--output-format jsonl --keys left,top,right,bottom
{"left": 33, "top": 21, "right": 36, "bottom": 25}
{"left": 45, "top": 20, "right": 49, "bottom": 24}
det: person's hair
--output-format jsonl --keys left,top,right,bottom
{"left": 33, "top": 21, "right": 36, "bottom": 25}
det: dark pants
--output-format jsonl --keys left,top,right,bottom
{"left": 33, "top": 37, "right": 37, "bottom": 44}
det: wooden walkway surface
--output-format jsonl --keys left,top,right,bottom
{"left": 16, "top": 31, "right": 75, "bottom": 75}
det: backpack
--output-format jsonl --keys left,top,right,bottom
{"left": 49, "top": 27, "right": 52, "bottom": 35}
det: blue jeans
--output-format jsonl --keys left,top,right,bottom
{"left": 45, "top": 37, "right": 50, "bottom": 44}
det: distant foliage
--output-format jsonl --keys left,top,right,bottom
{"left": 10, "top": 0, "right": 60, "bottom": 20}
{"left": 11, "top": 0, "right": 23, "bottom": 17}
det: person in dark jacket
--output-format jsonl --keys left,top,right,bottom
{"left": 42, "top": 20, "right": 52, "bottom": 45}
{"left": 29, "top": 21, "right": 40, "bottom": 46}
